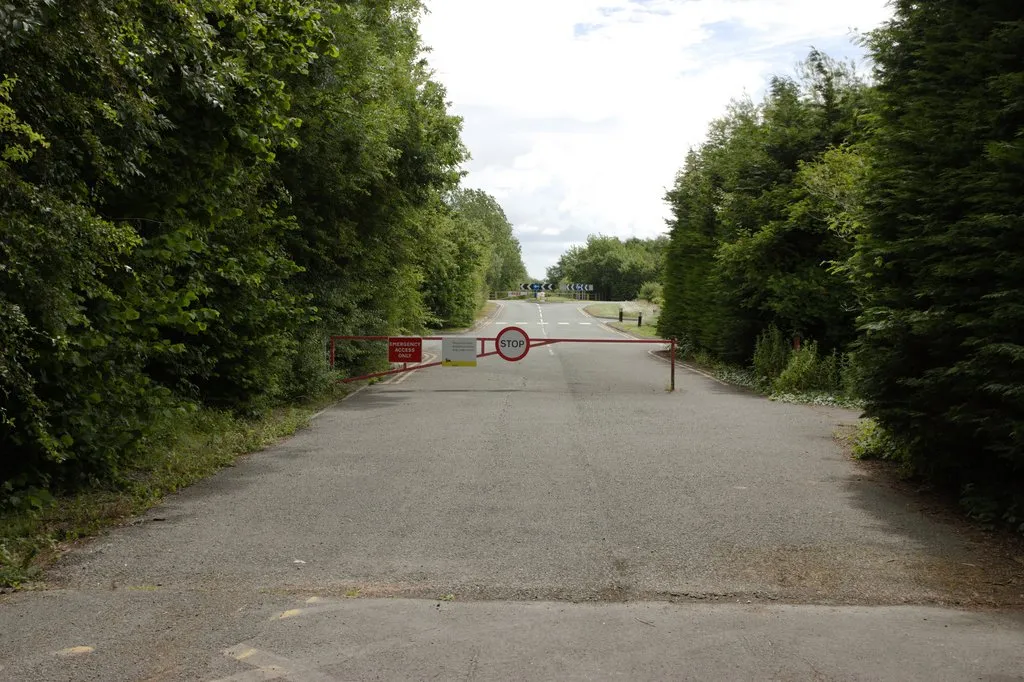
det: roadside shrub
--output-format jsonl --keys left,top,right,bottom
{"left": 772, "top": 341, "right": 840, "bottom": 394}
{"left": 752, "top": 324, "right": 790, "bottom": 388}
{"left": 850, "top": 418, "right": 909, "bottom": 464}
{"left": 638, "top": 281, "right": 664, "bottom": 305}
{"left": 838, "top": 351, "right": 863, "bottom": 398}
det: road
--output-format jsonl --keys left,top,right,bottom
{"left": 1, "top": 299, "right": 1022, "bottom": 680}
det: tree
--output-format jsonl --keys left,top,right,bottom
{"left": 548, "top": 236, "right": 665, "bottom": 300}
{"left": 852, "top": 0, "right": 1024, "bottom": 521}
{"left": 659, "top": 51, "right": 868, "bottom": 360}
{"left": 0, "top": 0, "right": 524, "bottom": 495}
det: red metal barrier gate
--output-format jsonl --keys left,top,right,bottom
{"left": 330, "top": 334, "right": 677, "bottom": 391}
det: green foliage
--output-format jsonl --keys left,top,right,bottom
{"left": 772, "top": 341, "right": 840, "bottom": 394}
{"left": 751, "top": 324, "right": 791, "bottom": 388}
{"left": 850, "top": 0, "right": 1024, "bottom": 523}
{"left": 659, "top": 51, "right": 867, "bottom": 362}
{"left": 0, "top": 399, "right": 333, "bottom": 587}
{"left": 656, "top": 12, "right": 1024, "bottom": 532}
{"left": 0, "top": 1, "right": 525, "bottom": 508}
{"left": 637, "top": 281, "right": 664, "bottom": 305}
{"left": 849, "top": 419, "right": 909, "bottom": 464}
{"left": 548, "top": 235, "right": 665, "bottom": 300}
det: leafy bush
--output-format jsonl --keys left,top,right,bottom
{"left": 0, "top": 1, "right": 527, "bottom": 506}
{"left": 849, "top": 419, "right": 909, "bottom": 464}
{"left": 851, "top": 0, "right": 1024, "bottom": 525}
{"left": 638, "top": 281, "right": 664, "bottom": 305}
{"left": 752, "top": 324, "right": 791, "bottom": 388}
{"left": 772, "top": 341, "right": 841, "bottom": 394}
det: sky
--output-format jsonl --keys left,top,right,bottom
{"left": 418, "top": 0, "right": 893, "bottom": 280}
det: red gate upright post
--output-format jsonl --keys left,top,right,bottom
{"left": 330, "top": 337, "right": 336, "bottom": 370}
{"left": 670, "top": 339, "right": 676, "bottom": 392}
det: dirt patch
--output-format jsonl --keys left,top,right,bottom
{"left": 830, "top": 427, "right": 1024, "bottom": 608}
{"left": 709, "top": 543, "right": 1023, "bottom": 608}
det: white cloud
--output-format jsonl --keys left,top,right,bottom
{"left": 419, "top": 0, "right": 892, "bottom": 277}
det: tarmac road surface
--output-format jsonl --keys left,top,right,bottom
{"left": 1, "top": 300, "right": 1022, "bottom": 681}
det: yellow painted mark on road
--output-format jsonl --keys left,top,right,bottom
{"left": 217, "top": 644, "right": 337, "bottom": 682}
{"left": 278, "top": 609, "right": 303, "bottom": 620}
{"left": 56, "top": 646, "right": 94, "bottom": 656}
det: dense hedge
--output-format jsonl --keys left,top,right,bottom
{"left": 0, "top": 1, "right": 525, "bottom": 494}
{"left": 658, "top": 1, "right": 1024, "bottom": 528}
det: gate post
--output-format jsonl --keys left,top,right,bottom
{"left": 670, "top": 339, "right": 676, "bottom": 392}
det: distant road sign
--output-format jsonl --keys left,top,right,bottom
{"left": 388, "top": 337, "right": 422, "bottom": 363}
{"left": 495, "top": 326, "right": 529, "bottom": 362}
{"left": 442, "top": 337, "right": 477, "bottom": 367}
{"left": 520, "top": 282, "right": 556, "bottom": 292}
{"left": 560, "top": 283, "right": 594, "bottom": 292}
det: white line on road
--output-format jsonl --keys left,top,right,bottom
{"left": 558, "top": 322, "right": 569, "bottom": 325}
{"left": 579, "top": 322, "right": 591, "bottom": 325}
{"left": 645, "top": 349, "right": 729, "bottom": 386}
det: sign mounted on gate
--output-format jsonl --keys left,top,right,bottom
{"left": 388, "top": 337, "right": 422, "bottom": 363}
{"left": 495, "top": 326, "right": 530, "bottom": 362}
{"left": 442, "top": 337, "right": 478, "bottom": 367}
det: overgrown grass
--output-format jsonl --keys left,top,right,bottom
{"left": 609, "top": 322, "right": 662, "bottom": 338}
{"left": 684, "top": 349, "right": 759, "bottom": 389}
{"left": 585, "top": 301, "right": 660, "bottom": 324}
{"left": 679, "top": 341, "right": 863, "bottom": 409}
{"left": 584, "top": 303, "right": 621, "bottom": 318}
{"left": 433, "top": 301, "right": 499, "bottom": 333}
{"left": 0, "top": 384, "right": 349, "bottom": 589}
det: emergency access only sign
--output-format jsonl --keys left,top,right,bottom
{"left": 388, "top": 337, "right": 422, "bottom": 363}
{"left": 495, "top": 326, "right": 529, "bottom": 362}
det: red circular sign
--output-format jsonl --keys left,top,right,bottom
{"left": 495, "top": 326, "right": 530, "bottom": 362}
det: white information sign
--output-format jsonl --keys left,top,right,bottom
{"left": 441, "top": 337, "right": 478, "bottom": 367}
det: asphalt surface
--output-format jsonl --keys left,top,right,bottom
{"left": 1, "top": 300, "right": 1022, "bottom": 680}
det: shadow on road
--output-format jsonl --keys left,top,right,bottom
{"left": 835, "top": 462, "right": 1024, "bottom": 608}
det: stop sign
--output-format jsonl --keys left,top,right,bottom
{"left": 495, "top": 326, "right": 530, "bottom": 362}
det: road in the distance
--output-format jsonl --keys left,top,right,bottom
{"left": 1, "top": 300, "right": 1022, "bottom": 681}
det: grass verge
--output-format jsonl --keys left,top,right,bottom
{"left": 672, "top": 349, "right": 863, "bottom": 408}
{"left": 0, "top": 384, "right": 350, "bottom": 589}
{"left": 433, "top": 301, "right": 499, "bottom": 334}
{"left": 609, "top": 322, "right": 662, "bottom": 339}
{"left": 584, "top": 303, "right": 621, "bottom": 318}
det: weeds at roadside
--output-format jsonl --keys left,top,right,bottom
{"left": 0, "top": 384, "right": 348, "bottom": 589}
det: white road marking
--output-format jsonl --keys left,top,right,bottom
{"left": 644, "top": 348, "right": 729, "bottom": 387}
{"left": 382, "top": 352, "right": 438, "bottom": 386}
{"left": 558, "top": 322, "right": 570, "bottom": 325}
{"left": 579, "top": 322, "right": 592, "bottom": 325}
